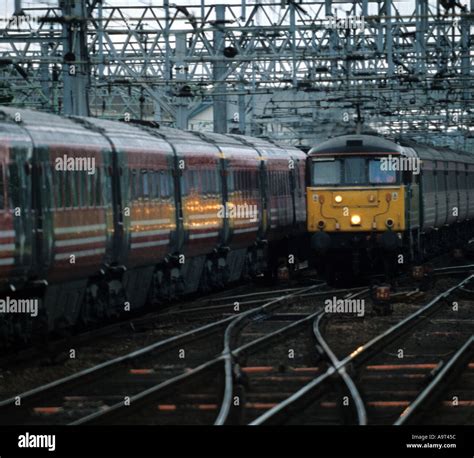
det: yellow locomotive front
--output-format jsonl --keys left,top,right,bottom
{"left": 307, "top": 135, "right": 409, "bottom": 278}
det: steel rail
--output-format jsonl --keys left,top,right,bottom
{"left": 77, "top": 284, "right": 336, "bottom": 425}
{"left": 250, "top": 274, "right": 474, "bottom": 425}
{"left": 0, "top": 310, "right": 243, "bottom": 413}
{"left": 1, "top": 284, "right": 329, "bottom": 411}
{"left": 394, "top": 336, "right": 474, "bottom": 426}
{"left": 215, "top": 288, "right": 370, "bottom": 425}
{"left": 312, "top": 293, "right": 368, "bottom": 426}
{"left": 2, "top": 282, "right": 330, "bottom": 425}
{"left": 214, "top": 284, "right": 321, "bottom": 425}
{"left": 433, "top": 264, "right": 474, "bottom": 274}
{"left": 209, "top": 283, "right": 326, "bottom": 303}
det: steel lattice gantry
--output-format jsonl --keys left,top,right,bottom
{"left": 0, "top": 0, "right": 472, "bottom": 150}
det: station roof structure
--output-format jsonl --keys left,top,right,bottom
{"left": 0, "top": 0, "right": 472, "bottom": 151}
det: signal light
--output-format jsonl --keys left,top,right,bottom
{"left": 412, "top": 266, "right": 424, "bottom": 280}
{"left": 375, "top": 285, "right": 391, "bottom": 302}
{"left": 334, "top": 195, "right": 343, "bottom": 203}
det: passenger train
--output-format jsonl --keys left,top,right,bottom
{"left": 307, "top": 135, "right": 474, "bottom": 279}
{"left": 0, "top": 107, "right": 472, "bottom": 347}
{"left": 0, "top": 108, "right": 307, "bottom": 346}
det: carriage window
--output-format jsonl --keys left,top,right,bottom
{"left": 160, "top": 171, "right": 168, "bottom": 198}
{"left": 207, "top": 170, "right": 213, "bottom": 194}
{"left": 58, "top": 171, "right": 65, "bottom": 208}
{"left": 79, "top": 172, "right": 87, "bottom": 207}
{"left": 312, "top": 160, "right": 341, "bottom": 185}
{"left": 276, "top": 172, "right": 285, "bottom": 196}
{"left": 228, "top": 170, "right": 235, "bottom": 193}
{"left": 183, "top": 169, "right": 196, "bottom": 195}
{"left": 8, "top": 163, "right": 20, "bottom": 210}
{"left": 369, "top": 159, "right": 397, "bottom": 184}
{"left": 422, "top": 171, "right": 435, "bottom": 192}
{"left": 72, "top": 171, "right": 78, "bottom": 207}
{"left": 142, "top": 170, "right": 149, "bottom": 199}
{"left": 168, "top": 172, "right": 174, "bottom": 198}
{"left": 203, "top": 170, "right": 210, "bottom": 194}
{"left": 155, "top": 171, "right": 161, "bottom": 198}
{"left": 436, "top": 172, "right": 446, "bottom": 192}
{"left": 447, "top": 172, "right": 457, "bottom": 190}
{"left": 188, "top": 170, "right": 194, "bottom": 191}
{"left": 64, "top": 171, "right": 72, "bottom": 207}
{"left": 212, "top": 169, "right": 219, "bottom": 193}
{"left": 0, "top": 165, "right": 4, "bottom": 210}
{"left": 136, "top": 169, "right": 142, "bottom": 200}
{"left": 130, "top": 170, "right": 136, "bottom": 199}
{"left": 181, "top": 172, "right": 188, "bottom": 196}
{"left": 95, "top": 168, "right": 102, "bottom": 205}
{"left": 468, "top": 172, "right": 474, "bottom": 190}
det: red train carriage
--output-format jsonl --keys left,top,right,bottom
{"left": 0, "top": 109, "right": 113, "bottom": 334}
{"left": 82, "top": 118, "right": 177, "bottom": 310}
{"left": 0, "top": 121, "right": 33, "bottom": 293}
{"left": 156, "top": 127, "right": 226, "bottom": 294}
{"left": 0, "top": 108, "right": 308, "bottom": 347}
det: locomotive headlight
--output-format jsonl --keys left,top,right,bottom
{"left": 350, "top": 214, "right": 362, "bottom": 226}
{"left": 334, "top": 195, "right": 343, "bottom": 203}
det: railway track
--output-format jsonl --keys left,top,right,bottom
{"left": 1, "top": 263, "right": 472, "bottom": 426}
{"left": 3, "top": 282, "right": 367, "bottom": 425}
{"left": 249, "top": 273, "right": 474, "bottom": 425}
{"left": 0, "top": 274, "right": 314, "bottom": 369}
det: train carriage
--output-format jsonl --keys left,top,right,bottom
{"left": 0, "top": 108, "right": 308, "bottom": 347}
{"left": 0, "top": 109, "right": 115, "bottom": 331}
{"left": 158, "top": 128, "right": 227, "bottom": 294}
{"left": 0, "top": 120, "right": 33, "bottom": 293}
{"left": 82, "top": 118, "right": 178, "bottom": 311}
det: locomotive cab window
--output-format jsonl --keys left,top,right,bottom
{"left": 344, "top": 157, "right": 366, "bottom": 185}
{"left": 312, "top": 156, "right": 399, "bottom": 186}
{"left": 369, "top": 159, "right": 397, "bottom": 184}
{"left": 311, "top": 159, "right": 341, "bottom": 185}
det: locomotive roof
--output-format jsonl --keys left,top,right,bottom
{"left": 308, "top": 135, "right": 405, "bottom": 156}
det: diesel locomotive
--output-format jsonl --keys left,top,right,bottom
{"left": 0, "top": 108, "right": 307, "bottom": 346}
{"left": 307, "top": 134, "right": 474, "bottom": 278}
